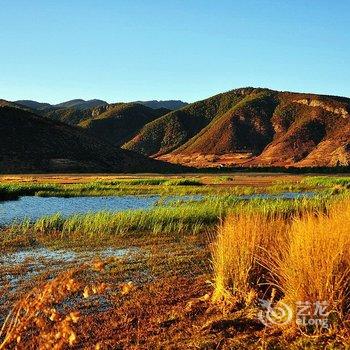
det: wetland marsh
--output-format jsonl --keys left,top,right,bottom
{"left": 0, "top": 173, "right": 350, "bottom": 349}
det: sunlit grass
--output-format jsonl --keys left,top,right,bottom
{"left": 1, "top": 175, "right": 347, "bottom": 201}
{"left": 0, "top": 178, "right": 257, "bottom": 199}
{"left": 301, "top": 176, "right": 350, "bottom": 188}
{"left": 3, "top": 192, "right": 336, "bottom": 250}
{"left": 212, "top": 194, "right": 350, "bottom": 332}
{"left": 212, "top": 213, "right": 288, "bottom": 303}
{"left": 276, "top": 200, "right": 350, "bottom": 326}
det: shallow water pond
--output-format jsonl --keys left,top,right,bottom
{"left": 0, "top": 192, "right": 315, "bottom": 226}
{"left": 0, "top": 195, "right": 200, "bottom": 226}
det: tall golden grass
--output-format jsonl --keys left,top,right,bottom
{"left": 212, "top": 199, "right": 350, "bottom": 330}
{"left": 212, "top": 213, "right": 289, "bottom": 303}
{"left": 278, "top": 201, "right": 350, "bottom": 319}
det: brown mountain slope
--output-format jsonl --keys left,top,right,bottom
{"left": 79, "top": 103, "right": 169, "bottom": 146}
{"left": 248, "top": 96, "right": 350, "bottom": 167}
{"left": 123, "top": 88, "right": 253, "bottom": 156}
{"left": 124, "top": 88, "right": 350, "bottom": 167}
{"left": 0, "top": 105, "right": 182, "bottom": 173}
{"left": 173, "top": 90, "right": 278, "bottom": 156}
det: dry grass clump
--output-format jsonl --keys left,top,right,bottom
{"left": 212, "top": 198, "right": 350, "bottom": 332}
{"left": 277, "top": 200, "right": 350, "bottom": 322}
{"left": 0, "top": 270, "right": 81, "bottom": 349}
{"left": 0, "top": 265, "right": 108, "bottom": 349}
{"left": 212, "top": 213, "right": 289, "bottom": 304}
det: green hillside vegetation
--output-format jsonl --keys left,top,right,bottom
{"left": 135, "top": 100, "right": 188, "bottom": 110}
{"left": 174, "top": 90, "right": 278, "bottom": 155}
{"left": 35, "top": 102, "right": 170, "bottom": 147}
{"left": 44, "top": 107, "right": 93, "bottom": 125}
{"left": 79, "top": 103, "right": 170, "bottom": 146}
{"left": 123, "top": 88, "right": 254, "bottom": 156}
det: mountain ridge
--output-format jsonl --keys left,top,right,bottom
{"left": 134, "top": 100, "right": 188, "bottom": 110}
{"left": 14, "top": 99, "right": 188, "bottom": 111}
{"left": 123, "top": 88, "right": 350, "bottom": 167}
{"left": 8, "top": 88, "right": 350, "bottom": 168}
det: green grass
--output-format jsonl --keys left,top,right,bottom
{"left": 2, "top": 175, "right": 348, "bottom": 202}
{"left": 0, "top": 179, "right": 256, "bottom": 200}
{"left": 100, "top": 178, "right": 203, "bottom": 186}
{"left": 0, "top": 183, "right": 60, "bottom": 200}
{"left": 300, "top": 176, "right": 350, "bottom": 188}
{"left": 1, "top": 176, "right": 348, "bottom": 249}
{"left": 4, "top": 191, "right": 340, "bottom": 249}
{"left": 266, "top": 181, "right": 312, "bottom": 193}
{"left": 265, "top": 176, "right": 350, "bottom": 194}
{"left": 102, "top": 178, "right": 169, "bottom": 186}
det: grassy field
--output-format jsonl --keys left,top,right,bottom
{"left": 1, "top": 174, "right": 349, "bottom": 201}
{"left": 1, "top": 192, "right": 336, "bottom": 251}
{"left": 0, "top": 174, "right": 350, "bottom": 348}
{"left": 0, "top": 177, "right": 254, "bottom": 200}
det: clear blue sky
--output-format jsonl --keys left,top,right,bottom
{"left": 0, "top": 0, "right": 349, "bottom": 104}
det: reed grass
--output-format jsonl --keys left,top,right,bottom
{"left": 267, "top": 176, "right": 350, "bottom": 194}
{"left": 276, "top": 200, "right": 350, "bottom": 324}
{"left": 0, "top": 183, "right": 60, "bottom": 200}
{"left": 4, "top": 192, "right": 336, "bottom": 249}
{"left": 301, "top": 176, "right": 350, "bottom": 188}
{"left": 10, "top": 200, "right": 225, "bottom": 240}
{"left": 212, "top": 194, "right": 350, "bottom": 332}
{"left": 0, "top": 179, "right": 256, "bottom": 199}
{"left": 212, "top": 213, "right": 290, "bottom": 303}
{"left": 1, "top": 175, "right": 347, "bottom": 202}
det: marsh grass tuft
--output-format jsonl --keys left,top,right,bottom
{"left": 212, "top": 213, "right": 289, "bottom": 304}
{"left": 276, "top": 200, "right": 350, "bottom": 327}
{"left": 212, "top": 195, "right": 350, "bottom": 332}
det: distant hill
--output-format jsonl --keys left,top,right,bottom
{"left": 135, "top": 100, "right": 188, "bottom": 110}
{"left": 15, "top": 99, "right": 185, "bottom": 112}
{"left": 79, "top": 103, "right": 170, "bottom": 146}
{"left": 0, "top": 105, "right": 182, "bottom": 173}
{"left": 124, "top": 88, "right": 350, "bottom": 167}
{"left": 12, "top": 99, "right": 173, "bottom": 148}
{"left": 54, "top": 99, "right": 108, "bottom": 110}
{"left": 38, "top": 103, "right": 170, "bottom": 146}
{"left": 15, "top": 99, "right": 108, "bottom": 111}
{"left": 43, "top": 108, "right": 93, "bottom": 125}
{"left": 15, "top": 100, "right": 52, "bottom": 110}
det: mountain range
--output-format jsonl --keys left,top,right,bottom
{"left": 0, "top": 101, "right": 183, "bottom": 173}
{"left": 123, "top": 88, "right": 350, "bottom": 168}
{"left": 1, "top": 87, "right": 349, "bottom": 173}
{"left": 15, "top": 99, "right": 187, "bottom": 112}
